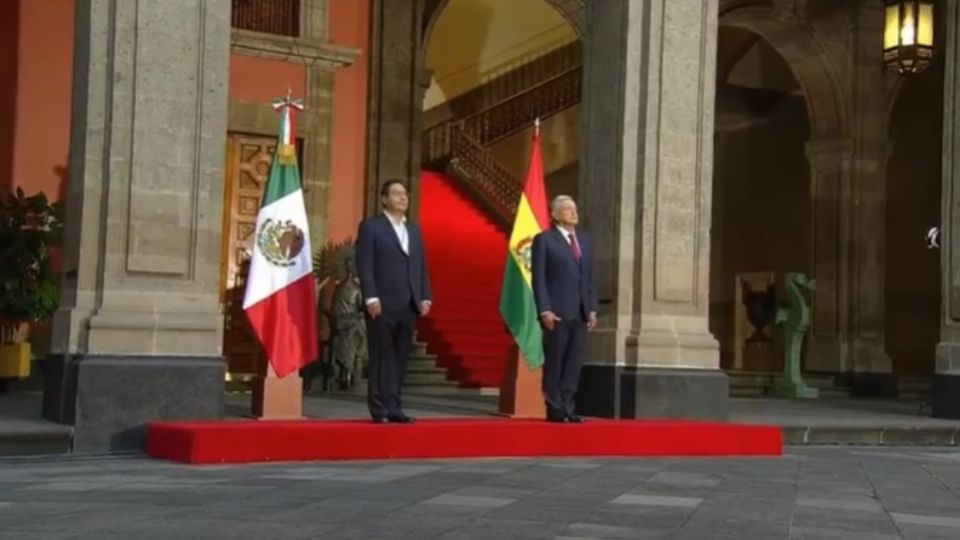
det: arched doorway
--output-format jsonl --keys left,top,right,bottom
{"left": 421, "top": 0, "right": 582, "bottom": 205}
{"left": 415, "top": 0, "right": 582, "bottom": 391}
{"left": 711, "top": 26, "right": 813, "bottom": 377}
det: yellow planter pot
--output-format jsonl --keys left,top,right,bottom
{"left": 0, "top": 342, "right": 31, "bottom": 379}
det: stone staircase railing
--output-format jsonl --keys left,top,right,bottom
{"left": 423, "top": 41, "right": 582, "bottom": 129}
{"left": 446, "top": 129, "right": 521, "bottom": 229}
{"left": 460, "top": 66, "right": 581, "bottom": 147}
{"left": 422, "top": 61, "right": 582, "bottom": 228}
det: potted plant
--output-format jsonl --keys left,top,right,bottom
{"left": 0, "top": 188, "right": 64, "bottom": 379}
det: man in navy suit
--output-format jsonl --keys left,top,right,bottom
{"left": 532, "top": 195, "right": 598, "bottom": 423}
{"left": 356, "top": 180, "right": 432, "bottom": 423}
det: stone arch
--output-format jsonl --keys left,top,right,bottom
{"left": 421, "top": 0, "right": 584, "bottom": 47}
{"left": 716, "top": 0, "right": 851, "bottom": 373}
{"left": 719, "top": 1, "right": 846, "bottom": 139}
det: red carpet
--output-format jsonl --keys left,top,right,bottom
{"left": 146, "top": 418, "right": 782, "bottom": 464}
{"left": 418, "top": 171, "right": 512, "bottom": 387}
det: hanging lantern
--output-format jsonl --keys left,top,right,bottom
{"left": 884, "top": 0, "right": 935, "bottom": 74}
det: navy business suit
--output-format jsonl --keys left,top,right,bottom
{"left": 531, "top": 227, "right": 598, "bottom": 418}
{"left": 356, "top": 214, "right": 432, "bottom": 419}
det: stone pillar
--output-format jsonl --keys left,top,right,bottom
{"left": 846, "top": 2, "right": 895, "bottom": 396}
{"left": 366, "top": 0, "right": 425, "bottom": 218}
{"left": 576, "top": 0, "right": 728, "bottom": 420}
{"left": 804, "top": 139, "right": 850, "bottom": 375}
{"left": 800, "top": 2, "right": 894, "bottom": 397}
{"left": 934, "top": 0, "right": 960, "bottom": 418}
{"left": 44, "top": 0, "right": 231, "bottom": 450}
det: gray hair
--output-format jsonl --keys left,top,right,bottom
{"left": 549, "top": 195, "right": 575, "bottom": 214}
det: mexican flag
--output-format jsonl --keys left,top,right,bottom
{"left": 243, "top": 95, "right": 318, "bottom": 378}
{"left": 499, "top": 126, "right": 550, "bottom": 369}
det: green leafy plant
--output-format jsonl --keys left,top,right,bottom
{"left": 0, "top": 188, "right": 65, "bottom": 343}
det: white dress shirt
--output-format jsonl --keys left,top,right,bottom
{"left": 391, "top": 214, "right": 409, "bottom": 254}
{"left": 557, "top": 225, "right": 576, "bottom": 246}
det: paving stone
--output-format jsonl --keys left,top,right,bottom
{"left": 564, "top": 522, "right": 646, "bottom": 539}
{"left": 788, "top": 526, "right": 900, "bottom": 540}
{"left": 646, "top": 471, "right": 722, "bottom": 487}
{"left": 23, "top": 481, "right": 113, "bottom": 492}
{"left": 790, "top": 506, "right": 900, "bottom": 537}
{"left": 610, "top": 494, "right": 703, "bottom": 508}
{"left": 433, "top": 518, "right": 568, "bottom": 540}
{"left": 0, "top": 531, "right": 77, "bottom": 540}
{"left": 450, "top": 485, "right": 537, "bottom": 498}
{"left": 892, "top": 512, "right": 960, "bottom": 529}
{"left": 795, "top": 496, "right": 885, "bottom": 513}
{"left": 423, "top": 494, "right": 517, "bottom": 508}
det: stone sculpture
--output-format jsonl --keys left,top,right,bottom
{"left": 774, "top": 272, "right": 819, "bottom": 398}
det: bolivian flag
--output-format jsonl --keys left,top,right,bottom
{"left": 499, "top": 126, "right": 550, "bottom": 369}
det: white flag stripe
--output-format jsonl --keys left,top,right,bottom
{"left": 242, "top": 188, "right": 313, "bottom": 309}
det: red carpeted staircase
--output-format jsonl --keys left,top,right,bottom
{"left": 418, "top": 171, "right": 512, "bottom": 388}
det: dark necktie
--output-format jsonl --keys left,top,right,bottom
{"left": 568, "top": 233, "right": 581, "bottom": 261}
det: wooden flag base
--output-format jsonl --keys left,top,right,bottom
{"left": 498, "top": 349, "right": 545, "bottom": 418}
{"left": 249, "top": 365, "right": 304, "bottom": 420}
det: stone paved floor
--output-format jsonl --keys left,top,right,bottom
{"left": 2, "top": 447, "right": 960, "bottom": 539}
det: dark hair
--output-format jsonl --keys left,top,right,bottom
{"left": 380, "top": 179, "right": 408, "bottom": 198}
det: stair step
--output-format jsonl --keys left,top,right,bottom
{"left": 419, "top": 171, "right": 515, "bottom": 388}
{"left": 407, "top": 357, "right": 440, "bottom": 370}
{"left": 404, "top": 372, "right": 453, "bottom": 385}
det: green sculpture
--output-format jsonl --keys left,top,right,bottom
{"left": 774, "top": 272, "right": 819, "bottom": 399}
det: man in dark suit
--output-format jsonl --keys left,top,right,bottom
{"left": 531, "top": 195, "right": 598, "bottom": 423}
{"left": 356, "top": 180, "right": 432, "bottom": 423}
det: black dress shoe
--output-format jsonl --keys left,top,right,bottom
{"left": 387, "top": 414, "right": 415, "bottom": 424}
{"left": 566, "top": 414, "right": 585, "bottom": 423}
{"left": 546, "top": 415, "right": 569, "bottom": 423}
{"left": 371, "top": 416, "right": 389, "bottom": 424}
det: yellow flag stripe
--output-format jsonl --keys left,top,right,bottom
{"left": 507, "top": 194, "right": 542, "bottom": 287}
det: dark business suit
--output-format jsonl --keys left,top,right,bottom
{"left": 355, "top": 213, "right": 432, "bottom": 419}
{"left": 531, "top": 227, "right": 598, "bottom": 418}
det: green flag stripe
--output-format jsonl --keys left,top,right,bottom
{"left": 261, "top": 156, "right": 302, "bottom": 206}
{"left": 499, "top": 256, "right": 543, "bottom": 369}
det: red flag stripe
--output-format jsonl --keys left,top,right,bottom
{"left": 522, "top": 131, "right": 550, "bottom": 229}
{"left": 244, "top": 273, "right": 318, "bottom": 377}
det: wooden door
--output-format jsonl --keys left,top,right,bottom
{"left": 221, "top": 133, "right": 276, "bottom": 377}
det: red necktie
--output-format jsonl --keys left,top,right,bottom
{"left": 568, "top": 233, "right": 581, "bottom": 261}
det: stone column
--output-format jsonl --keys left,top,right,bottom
{"left": 805, "top": 134, "right": 893, "bottom": 397}
{"left": 577, "top": 0, "right": 728, "bottom": 420}
{"left": 934, "top": 0, "right": 960, "bottom": 418}
{"left": 804, "top": 139, "right": 850, "bottom": 375}
{"left": 366, "top": 0, "right": 425, "bottom": 218}
{"left": 846, "top": 2, "right": 895, "bottom": 396}
{"left": 302, "top": 0, "right": 334, "bottom": 248}
{"left": 44, "top": 0, "right": 231, "bottom": 450}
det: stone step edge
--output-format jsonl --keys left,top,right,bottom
{"left": 782, "top": 426, "right": 960, "bottom": 446}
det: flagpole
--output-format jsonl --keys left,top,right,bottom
{"left": 246, "top": 86, "right": 316, "bottom": 420}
